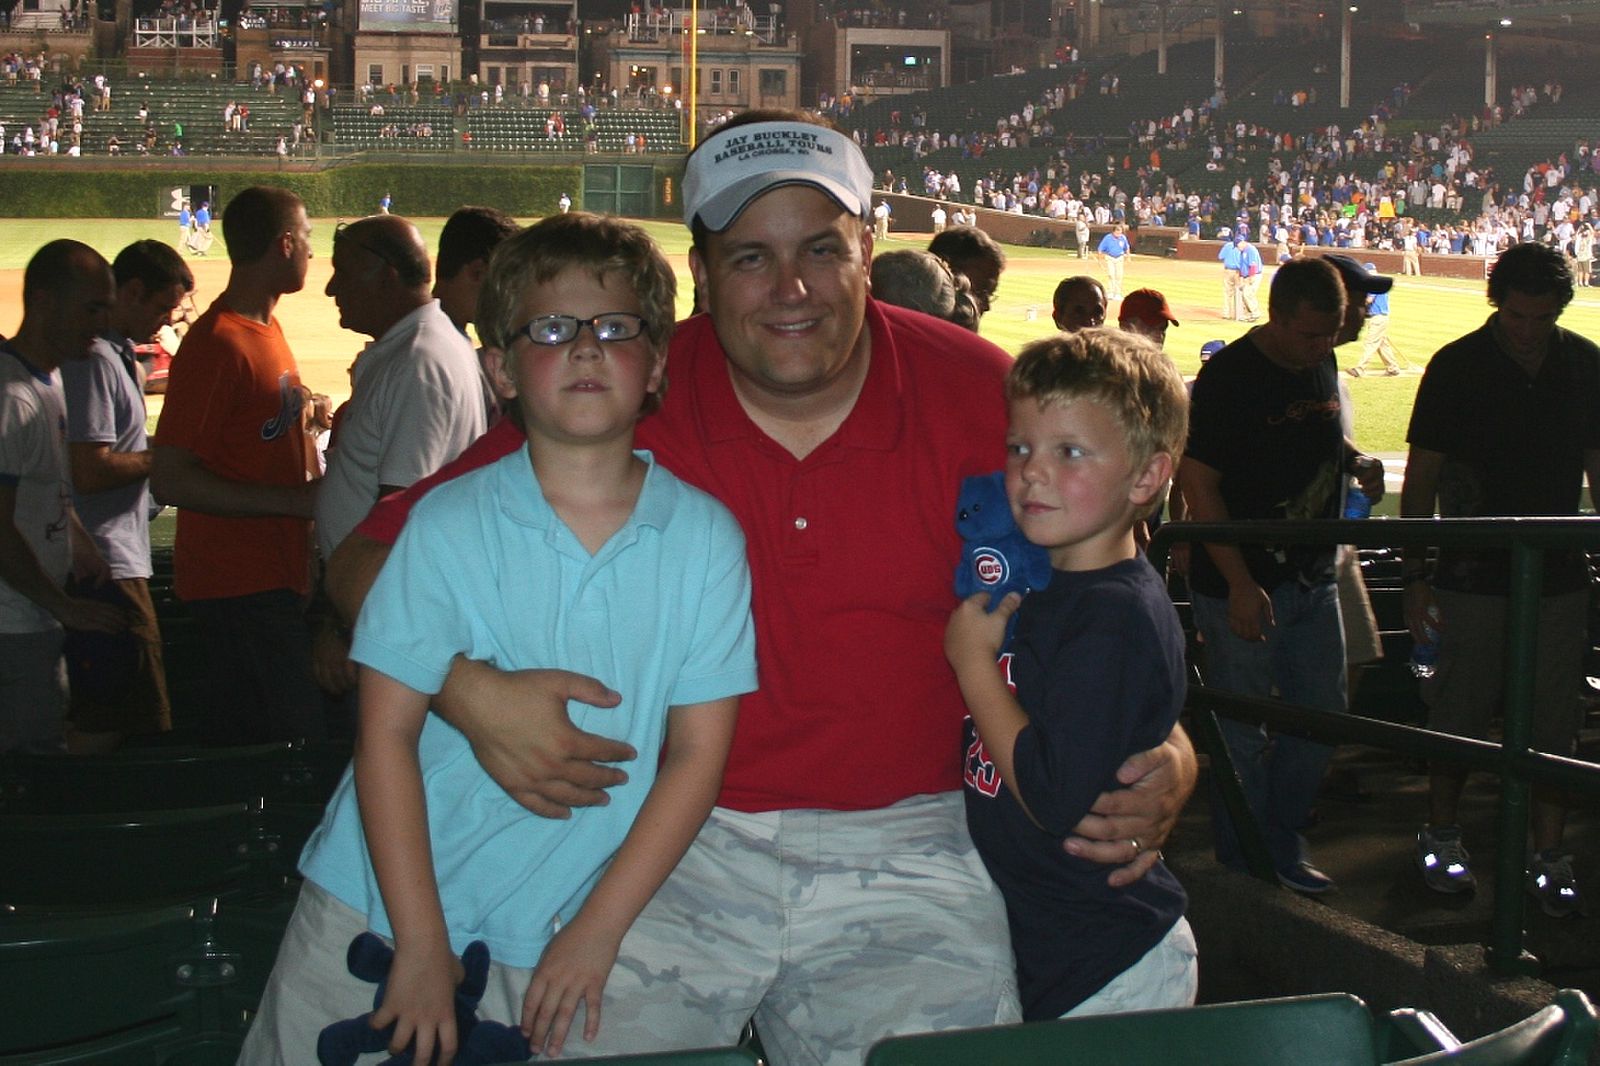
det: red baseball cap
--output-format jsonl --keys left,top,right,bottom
{"left": 1118, "top": 288, "right": 1180, "bottom": 328}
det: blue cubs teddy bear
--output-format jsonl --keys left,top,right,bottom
{"left": 317, "top": 932, "right": 531, "bottom": 1066}
{"left": 954, "top": 472, "right": 1052, "bottom": 647}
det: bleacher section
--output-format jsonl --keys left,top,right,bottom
{"left": 464, "top": 106, "right": 683, "bottom": 153}
{"left": 0, "top": 78, "right": 303, "bottom": 155}
{"left": 330, "top": 105, "right": 453, "bottom": 151}
{"left": 325, "top": 104, "right": 686, "bottom": 154}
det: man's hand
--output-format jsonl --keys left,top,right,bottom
{"left": 1227, "top": 580, "right": 1273, "bottom": 641}
{"left": 435, "top": 660, "right": 635, "bottom": 818}
{"left": 1065, "top": 725, "right": 1197, "bottom": 887}
{"left": 55, "top": 596, "right": 129, "bottom": 634}
{"left": 1350, "top": 454, "right": 1385, "bottom": 503}
{"left": 68, "top": 513, "right": 110, "bottom": 588}
{"left": 311, "top": 616, "right": 357, "bottom": 695}
{"left": 69, "top": 544, "right": 111, "bottom": 588}
{"left": 1402, "top": 580, "right": 1442, "bottom": 646}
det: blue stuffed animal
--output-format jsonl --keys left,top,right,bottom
{"left": 317, "top": 932, "right": 532, "bottom": 1066}
{"left": 954, "top": 472, "right": 1051, "bottom": 644}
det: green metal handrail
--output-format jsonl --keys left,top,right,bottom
{"left": 1149, "top": 516, "right": 1600, "bottom": 975}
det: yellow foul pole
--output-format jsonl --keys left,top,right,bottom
{"left": 687, "top": 1, "right": 699, "bottom": 148}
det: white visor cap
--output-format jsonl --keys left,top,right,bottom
{"left": 683, "top": 121, "right": 876, "bottom": 232}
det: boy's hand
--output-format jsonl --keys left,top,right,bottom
{"left": 521, "top": 917, "right": 623, "bottom": 1059}
{"left": 944, "top": 591, "right": 1020, "bottom": 674}
{"left": 371, "top": 939, "right": 465, "bottom": 1065}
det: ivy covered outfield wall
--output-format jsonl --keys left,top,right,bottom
{"left": 0, "top": 160, "right": 588, "bottom": 218}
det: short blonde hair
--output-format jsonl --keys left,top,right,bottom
{"left": 477, "top": 212, "right": 677, "bottom": 415}
{"left": 1006, "top": 327, "right": 1189, "bottom": 473}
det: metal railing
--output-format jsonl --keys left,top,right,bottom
{"left": 1149, "top": 516, "right": 1600, "bottom": 975}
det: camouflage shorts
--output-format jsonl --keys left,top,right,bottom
{"left": 567, "top": 791, "right": 1021, "bottom": 1065}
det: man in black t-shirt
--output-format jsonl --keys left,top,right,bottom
{"left": 1401, "top": 242, "right": 1600, "bottom": 918}
{"left": 1178, "top": 257, "right": 1385, "bottom": 895}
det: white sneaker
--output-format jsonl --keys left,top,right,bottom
{"left": 1528, "top": 850, "right": 1583, "bottom": 918}
{"left": 1415, "top": 825, "right": 1475, "bottom": 894}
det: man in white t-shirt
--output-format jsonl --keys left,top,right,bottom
{"left": 1, "top": 240, "right": 125, "bottom": 753}
{"left": 317, "top": 215, "right": 485, "bottom": 563}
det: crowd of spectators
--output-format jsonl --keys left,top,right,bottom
{"left": 850, "top": 65, "right": 1599, "bottom": 264}
{"left": 2, "top": 34, "right": 1596, "bottom": 255}
{"left": 816, "top": 0, "right": 945, "bottom": 28}
{"left": 237, "top": 4, "right": 325, "bottom": 30}
{"left": 0, "top": 71, "right": 100, "bottom": 156}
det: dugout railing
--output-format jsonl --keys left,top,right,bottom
{"left": 1148, "top": 516, "right": 1600, "bottom": 977}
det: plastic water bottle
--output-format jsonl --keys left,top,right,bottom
{"left": 1343, "top": 486, "right": 1371, "bottom": 520}
{"left": 1410, "top": 606, "right": 1441, "bottom": 680}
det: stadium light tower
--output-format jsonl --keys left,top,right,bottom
{"left": 1484, "top": 29, "right": 1498, "bottom": 110}
{"left": 1340, "top": 4, "right": 1353, "bottom": 109}
{"left": 1213, "top": 2, "right": 1226, "bottom": 92}
{"left": 313, "top": 78, "right": 324, "bottom": 155}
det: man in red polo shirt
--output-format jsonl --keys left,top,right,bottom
{"left": 326, "top": 110, "right": 1196, "bottom": 1065}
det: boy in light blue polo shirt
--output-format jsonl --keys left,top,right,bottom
{"left": 242, "top": 213, "right": 757, "bottom": 1065}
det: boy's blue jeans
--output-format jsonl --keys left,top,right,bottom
{"left": 1192, "top": 579, "right": 1347, "bottom": 872}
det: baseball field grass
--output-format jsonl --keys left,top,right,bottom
{"left": 3, "top": 216, "right": 1598, "bottom": 457}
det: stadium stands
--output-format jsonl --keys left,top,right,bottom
{"left": 331, "top": 104, "right": 453, "bottom": 151}
{"left": 0, "top": 77, "right": 303, "bottom": 155}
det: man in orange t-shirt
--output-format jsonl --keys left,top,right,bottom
{"left": 153, "top": 186, "right": 325, "bottom": 744}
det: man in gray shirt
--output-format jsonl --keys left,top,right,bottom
{"left": 61, "top": 239, "right": 193, "bottom": 750}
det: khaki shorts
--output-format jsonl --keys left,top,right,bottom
{"left": 1423, "top": 587, "right": 1589, "bottom": 755}
{"left": 240, "top": 880, "right": 537, "bottom": 1065}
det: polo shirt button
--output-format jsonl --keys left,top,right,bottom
{"left": 794, "top": 517, "right": 808, "bottom": 530}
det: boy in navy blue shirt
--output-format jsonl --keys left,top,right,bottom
{"left": 947, "top": 328, "right": 1197, "bottom": 1019}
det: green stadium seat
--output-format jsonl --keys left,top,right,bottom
{"left": 0, "top": 740, "right": 349, "bottom": 815}
{"left": 0, "top": 901, "right": 237, "bottom": 1062}
{"left": 864, "top": 993, "right": 1384, "bottom": 1066}
{"left": 0, "top": 800, "right": 314, "bottom": 906}
{"left": 0, "top": 892, "right": 297, "bottom": 1063}
{"left": 531, "top": 1051, "right": 759, "bottom": 1065}
{"left": 862, "top": 990, "right": 1598, "bottom": 1066}
{"left": 1392, "top": 990, "right": 1598, "bottom": 1066}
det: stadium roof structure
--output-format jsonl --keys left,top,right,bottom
{"left": 1400, "top": 0, "right": 1600, "bottom": 29}
{"left": 1084, "top": 0, "right": 1598, "bottom": 25}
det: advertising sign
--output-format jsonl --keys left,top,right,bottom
{"left": 359, "top": 0, "right": 456, "bottom": 35}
